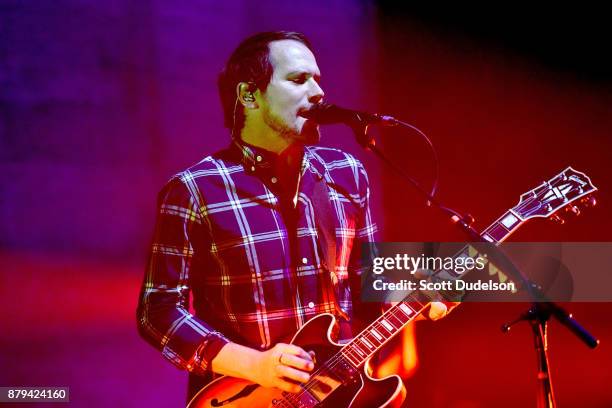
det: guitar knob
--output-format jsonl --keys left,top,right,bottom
{"left": 550, "top": 214, "right": 565, "bottom": 224}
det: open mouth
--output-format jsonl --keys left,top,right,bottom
{"left": 297, "top": 107, "right": 310, "bottom": 117}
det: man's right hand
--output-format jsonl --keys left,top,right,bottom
{"left": 211, "top": 342, "right": 315, "bottom": 393}
{"left": 252, "top": 343, "right": 315, "bottom": 393}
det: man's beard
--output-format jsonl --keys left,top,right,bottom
{"left": 263, "top": 108, "right": 320, "bottom": 145}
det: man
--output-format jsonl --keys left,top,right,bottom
{"left": 137, "top": 31, "right": 450, "bottom": 403}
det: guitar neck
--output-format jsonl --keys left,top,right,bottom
{"left": 338, "top": 166, "right": 597, "bottom": 368}
{"left": 340, "top": 211, "right": 517, "bottom": 368}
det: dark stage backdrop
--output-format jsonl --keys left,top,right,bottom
{"left": 1, "top": 1, "right": 611, "bottom": 407}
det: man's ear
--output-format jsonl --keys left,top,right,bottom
{"left": 236, "top": 82, "right": 258, "bottom": 109}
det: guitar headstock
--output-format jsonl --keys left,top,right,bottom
{"left": 512, "top": 167, "right": 597, "bottom": 223}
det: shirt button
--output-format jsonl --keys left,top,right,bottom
{"left": 250, "top": 166, "right": 256, "bottom": 172}
{"left": 256, "top": 155, "right": 263, "bottom": 162}
{"left": 308, "top": 302, "right": 315, "bottom": 309}
{"left": 301, "top": 257, "right": 308, "bottom": 264}
{"left": 271, "top": 177, "right": 278, "bottom": 184}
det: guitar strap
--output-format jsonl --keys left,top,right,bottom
{"left": 312, "top": 177, "right": 352, "bottom": 339}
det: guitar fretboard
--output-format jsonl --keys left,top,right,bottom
{"left": 481, "top": 210, "right": 521, "bottom": 243}
{"left": 341, "top": 299, "right": 424, "bottom": 367}
{"left": 330, "top": 166, "right": 596, "bottom": 370}
{"left": 339, "top": 215, "right": 513, "bottom": 369}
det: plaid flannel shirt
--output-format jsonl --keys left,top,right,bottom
{"left": 137, "top": 141, "right": 377, "bottom": 374}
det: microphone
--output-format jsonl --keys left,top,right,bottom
{"left": 299, "top": 103, "right": 398, "bottom": 127}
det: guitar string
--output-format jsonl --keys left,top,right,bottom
{"left": 289, "top": 217, "right": 502, "bottom": 403}
{"left": 424, "top": 180, "right": 572, "bottom": 290}
{"left": 487, "top": 175, "right": 575, "bottom": 225}
{"left": 276, "top": 264, "right": 424, "bottom": 402}
{"left": 426, "top": 184, "right": 566, "bottom": 285}
{"left": 289, "top": 306, "right": 420, "bottom": 403}
{"left": 283, "top": 317, "right": 397, "bottom": 405}
{"left": 426, "top": 180, "right": 564, "bottom": 294}
{"left": 289, "top": 242, "right": 496, "bottom": 403}
{"left": 283, "top": 303, "right": 425, "bottom": 405}
{"left": 512, "top": 178, "right": 582, "bottom": 218}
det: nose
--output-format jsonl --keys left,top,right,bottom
{"left": 308, "top": 79, "right": 324, "bottom": 104}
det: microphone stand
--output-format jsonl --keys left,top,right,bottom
{"left": 500, "top": 300, "right": 599, "bottom": 408}
{"left": 347, "top": 120, "right": 599, "bottom": 408}
{"left": 502, "top": 305, "right": 556, "bottom": 408}
{"left": 349, "top": 122, "right": 481, "bottom": 240}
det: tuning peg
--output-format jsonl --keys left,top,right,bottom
{"left": 565, "top": 205, "right": 581, "bottom": 216}
{"left": 550, "top": 214, "right": 565, "bottom": 224}
{"left": 580, "top": 196, "right": 597, "bottom": 207}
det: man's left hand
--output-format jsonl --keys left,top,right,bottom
{"left": 426, "top": 301, "right": 460, "bottom": 321}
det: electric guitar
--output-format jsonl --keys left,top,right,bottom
{"left": 188, "top": 167, "right": 597, "bottom": 408}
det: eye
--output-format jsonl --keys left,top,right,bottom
{"left": 291, "top": 76, "right": 307, "bottom": 84}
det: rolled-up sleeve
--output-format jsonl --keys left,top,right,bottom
{"left": 137, "top": 176, "right": 229, "bottom": 374}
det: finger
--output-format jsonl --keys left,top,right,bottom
{"left": 281, "top": 353, "right": 314, "bottom": 371}
{"left": 428, "top": 302, "right": 448, "bottom": 320}
{"left": 308, "top": 350, "right": 317, "bottom": 364}
{"left": 277, "top": 380, "right": 302, "bottom": 394}
{"left": 276, "top": 365, "right": 311, "bottom": 384}
{"left": 280, "top": 344, "right": 313, "bottom": 361}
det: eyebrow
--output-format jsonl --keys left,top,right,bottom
{"left": 287, "top": 71, "right": 321, "bottom": 81}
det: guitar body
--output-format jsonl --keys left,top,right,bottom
{"left": 188, "top": 313, "right": 406, "bottom": 408}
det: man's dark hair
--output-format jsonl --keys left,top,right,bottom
{"left": 218, "top": 31, "right": 314, "bottom": 134}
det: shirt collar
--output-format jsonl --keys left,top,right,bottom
{"left": 232, "top": 139, "right": 276, "bottom": 174}
{"left": 231, "top": 139, "right": 325, "bottom": 180}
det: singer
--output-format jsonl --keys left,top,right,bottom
{"left": 136, "top": 31, "right": 452, "bottom": 405}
